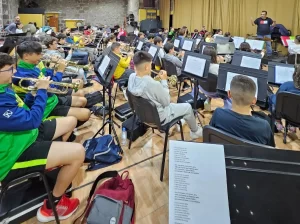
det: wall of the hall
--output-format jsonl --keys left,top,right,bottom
{"left": 1, "top": 0, "right": 18, "bottom": 26}
{"left": 38, "top": 0, "right": 128, "bottom": 29}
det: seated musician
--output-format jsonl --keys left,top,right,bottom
{"left": 210, "top": 75, "right": 275, "bottom": 146}
{"left": 61, "top": 27, "right": 73, "bottom": 44}
{"left": 128, "top": 51, "right": 203, "bottom": 140}
{"left": 199, "top": 26, "right": 208, "bottom": 36}
{"left": 106, "top": 34, "right": 117, "bottom": 47}
{"left": 12, "top": 41, "right": 91, "bottom": 125}
{"left": 288, "top": 35, "right": 300, "bottom": 55}
{"left": 84, "top": 25, "right": 94, "bottom": 36}
{"left": 164, "top": 43, "right": 190, "bottom": 91}
{"left": 0, "top": 53, "right": 84, "bottom": 222}
{"left": 44, "top": 36, "right": 92, "bottom": 88}
{"left": 195, "top": 46, "right": 231, "bottom": 111}
{"left": 138, "top": 32, "right": 146, "bottom": 41}
{"left": 111, "top": 42, "right": 134, "bottom": 88}
{"left": 204, "top": 32, "right": 213, "bottom": 42}
{"left": 224, "top": 32, "right": 234, "bottom": 42}
{"left": 269, "top": 65, "right": 300, "bottom": 132}
{"left": 213, "top": 29, "right": 223, "bottom": 39}
{"left": 240, "top": 42, "right": 266, "bottom": 58}
{"left": 144, "top": 34, "right": 155, "bottom": 51}
{"left": 153, "top": 36, "right": 165, "bottom": 70}
{"left": 177, "top": 28, "right": 187, "bottom": 49}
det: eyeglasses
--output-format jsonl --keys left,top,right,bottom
{"left": 0, "top": 66, "right": 14, "bottom": 73}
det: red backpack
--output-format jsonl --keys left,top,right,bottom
{"left": 75, "top": 171, "right": 135, "bottom": 224}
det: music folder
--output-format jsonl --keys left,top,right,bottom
{"left": 181, "top": 51, "right": 211, "bottom": 79}
{"left": 268, "top": 62, "right": 295, "bottom": 86}
{"left": 217, "top": 63, "right": 268, "bottom": 107}
{"left": 232, "top": 50, "right": 262, "bottom": 70}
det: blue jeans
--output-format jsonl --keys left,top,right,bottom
{"left": 257, "top": 34, "right": 272, "bottom": 56}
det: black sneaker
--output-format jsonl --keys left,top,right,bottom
{"left": 83, "top": 82, "right": 94, "bottom": 88}
{"left": 182, "top": 82, "right": 190, "bottom": 91}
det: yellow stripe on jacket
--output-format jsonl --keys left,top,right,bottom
{"left": 114, "top": 54, "right": 131, "bottom": 79}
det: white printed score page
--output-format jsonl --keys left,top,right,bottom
{"left": 275, "top": 66, "right": 295, "bottom": 84}
{"left": 183, "top": 56, "right": 205, "bottom": 77}
{"left": 169, "top": 141, "right": 230, "bottom": 224}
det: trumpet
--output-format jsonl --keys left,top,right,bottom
{"left": 151, "top": 70, "right": 178, "bottom": 86}
{"left": 12, "top": 76, "right": 79, "bottom": 94}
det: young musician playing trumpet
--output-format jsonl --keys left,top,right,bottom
{"left": 12, "top": 41, "right": 91, "bottom": 124}
{"left": 128, "top": 51, "right": 203, "bottom": 140}
{"left": 44, "top": 36, "right": 93, "bottom": 89}
{"left": 0, "top": 53, "right": 84, "bottom": 222}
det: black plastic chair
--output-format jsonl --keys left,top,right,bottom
{"left": 127, "top": 90, "right": 184, "bottom": 181}
{"left": 203, "top": 125, "right": 275, "bottom": 148}
{"left": 198, "top": 72, "right": 218, "bottom": 93}
{"left": 287, "top": 54, "right": 300, "bottom": 65}
{"left": 0, "top": 172, "right": 60, "bottom": 224}
{"left": 272, "top": 92, "right": 300, "bottom": 144}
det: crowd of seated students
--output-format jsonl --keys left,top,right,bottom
{"left": 0, "top": 52, "right": 85, "bottom": 222}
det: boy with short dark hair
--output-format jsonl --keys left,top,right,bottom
{"left": 128, "top": 51, "right": 203, "bottom": 140}
{"left": 12, "top": 41, "right": 90, "bottom": 123}
{"left": 210, "top": 75, "right": 275, "bottom": 146}
{"left": 0, "top": 53, "right": 84, "bottom": 222}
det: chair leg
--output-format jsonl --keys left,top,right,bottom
{"left": 152, "top": 128, "right": 154, "bottom": 133}
{"left": 284, "top": 120, "right": 288, "bottom": 144}
{"left": 179, "top": 121, "right": 184, "bottom": 141}
{"left": 160, "top": 127, "right": 169, "bottom": 182}
{"left": 41, "top": 173, "right": 60, "bottom": 224}
{"left": 129, "top": 114, "right": 136, "bottom": 149}
{"left": 177, "top": 82, "right": 182, "bottom": 102}
{"left": 112, "top": 83, "right": 119, "bottom": 110}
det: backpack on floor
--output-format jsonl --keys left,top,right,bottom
{"left": 83, "top": 135, "right": 122, "bottom": 171}
{"left": 74, "top": 171, "right": 135, "bottom": 224}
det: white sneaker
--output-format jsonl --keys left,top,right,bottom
{"left": 190, "top": 126, "right": 203, "bottom": 140}
{"left": 176, "top": 119, "right": 186, "bottom": 132}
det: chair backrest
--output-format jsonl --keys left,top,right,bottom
{"left": 126, "top": 90, "right": 162, "bottom": 129}
{"left": 203, "top": 125, "right": 274, "bottom": 148}
{"left": 198, "top": 72, "right": 218, "bottom": 92}
{"left": 161, "top": 58, "right": 178, "bottom": 76}
{"left": 275, "top": 92, "right": 300, "bottom": 126}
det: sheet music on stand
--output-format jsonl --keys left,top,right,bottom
{"left": 137, "top": 41, "right": 143, "bottom": 50}
{"left": 148, "top": 46, "right": 157, "bottom": 58}
{"left": 182, "top": 40, "right": 193, "bottom": 51}
{"left": 196, "top": 38, "right": 201, "bottom": 46}
{"left": 245, "top": 39, "right": 264, "bottom": 50}
{"left": 163, "top": 38, "right": 168, "bottom": 46}
{"left": 240, "top": 56, "right": 261, "bottom": 69}
{"left": 183, "top": 55, "right": 206, "bottom": 77}
{"left": 169, "top": 141, "right": 230, "bottom": 224}
{"left": 174, "top": 39, "right": 180, "bottom": 48}
{"left": 233, "top": 37, "right": 245, "bottom": 49}
{"left": 98, "top": 55, "right": 111, "bottom": 79}
{"left": 287, "top": 39, "right": 296, "bottom": 47}
{"left": 275, "top": 66, "right": 295, "bottom": 84}
{"left": 225, "top": 72, "right": 258, "bottom": 97}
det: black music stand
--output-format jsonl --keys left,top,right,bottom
{"left": 268, "top": 62, "right": 295, "bottom": 87}
{"left": 216, "top": 63, "right": 268, "bottom": 108}
{"left": 223, "top": 144, "right": 300, "bottom": 224}
{"left": 199, "top": 42, "right": 217, "bottom": 54}
{"left": 181, "top": 52, "right": 211, "bottom": 125}
{"left": 93, "top": 52, "right": 123, "bottom": 153}
{"left": 232, "top": 50, "right": 262, "bottom": 70}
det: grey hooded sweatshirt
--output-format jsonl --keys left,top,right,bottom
{"left": 128, "top": 73, "right": 171, "bottom": 123}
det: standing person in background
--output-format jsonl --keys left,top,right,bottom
{"left": 5, "top": 16, "right": 21, "bottom": 34}
{"left": 251, "top": 10, "right": 275, "bottom": 58}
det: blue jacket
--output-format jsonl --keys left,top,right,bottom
{"left": 0, "top": 86, "right": 47, "bottom": 132}
{"left": 13, "top": 66, "right": 63, "bottom": 108}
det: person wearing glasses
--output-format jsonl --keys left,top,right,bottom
{"left": 251, "top": 11, "right": 276, "bottom": 58}
{"left": 0, "top": 53, "right": 84, "bottom": 222}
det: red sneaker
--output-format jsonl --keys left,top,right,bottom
{"left": 37, "top": 195, "right": 79, "bottom": 223}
